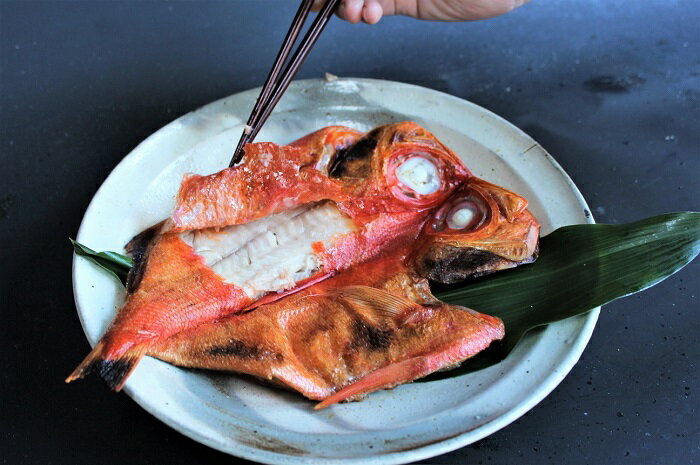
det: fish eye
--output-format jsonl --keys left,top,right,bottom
{"left": 394, "top": 155, "right": 441, "bottom": 196}
{"left": 431, "top": 193, "right": 488, "bottom": 233}
{"left": 446, "top": 200, "right": 482, "bottom": 230}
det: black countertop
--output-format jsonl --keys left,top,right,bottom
{"left": 1, "top": 1, "right": 698, "bottom": 464}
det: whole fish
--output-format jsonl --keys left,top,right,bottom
{"left": 149, "top": 252, "right": 505, "bottom": 409}
{"left": 67, "top": 122, "right": 539, "bottom": 390}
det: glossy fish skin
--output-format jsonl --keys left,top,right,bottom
{"left": 149, "top": 256, "right": 504, "bottom": 408}
{"left": 66, "top": 234, "right": 252, "bottom": 389}
{"left": 168, "top": 123, "right": 470, "bottom": 234}
{"left": 67, "top": 123, "right": 482, "bottom": 390}
{"left": 141, "top": 125, "right": 539, "bottom": 406}
{"left": 166, "top": 127, "right": 361, "bottom": 233}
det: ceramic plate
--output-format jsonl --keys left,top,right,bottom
{"left": 73, "top": 78, "right": 597, "bottom": 464}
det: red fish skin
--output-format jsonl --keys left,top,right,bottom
{"left": 148, "top": 257, "right": 505, "bottom": 405}
{"left": 313, "top": 314, "right": 502, "bottom": 410}
{"left": 100, "top": 235, "right": 250, "bottom": 356}
{"left": 167, "top": 126, "right": 364, "bottom": 233}
{"left": 167, "top": 143, "right": 342, "bottom": 233}
{"left": 66, "top": 234, "right": 252, "bottom": 390}
{"left": 168, "top": 123, "right": 471, "bottom": 234}
{"left": 317, "top": 210, "right": 427, "bottom": 272}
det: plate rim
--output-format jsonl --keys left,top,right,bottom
{"left": 72, "top": 77, "right": 599, "bottom": 465}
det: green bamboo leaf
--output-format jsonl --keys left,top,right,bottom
{"left": 426, "top": 212, "right": 700, "bottom": 380}
{"left": 70, "top": 238, "right": 133, "bottom": 285}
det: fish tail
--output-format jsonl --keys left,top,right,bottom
{"left": 315, "top": 356, "right": 428, "bottom": 410}
{"left": 65, "top": 341, "right": 145, "bottom": 391}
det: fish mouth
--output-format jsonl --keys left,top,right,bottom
{"left": 181, "top": 201, "right": 357, "bottom": 300}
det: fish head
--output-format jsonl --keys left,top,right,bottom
{"left": 330, "top": 122, "right": 471, "bottom": 210}
{"left": 413, "top": 178, "right": 540, "bottom": 283}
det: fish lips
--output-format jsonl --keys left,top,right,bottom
{"left": 414, "top": 179, "right": 541, "bottom": 284}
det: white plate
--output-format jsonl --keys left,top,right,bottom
{"left": 73, "top": 78, "right": 597, "bottom": 465}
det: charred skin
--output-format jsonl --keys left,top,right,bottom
{"left": 329, "top": 127, "right": 381, "bottom": 178}
{"left": 414, "top": 243, "right": 539, "bottom": 283}
{"left": 124, "top": 220, "right": 165, "bottom": 293}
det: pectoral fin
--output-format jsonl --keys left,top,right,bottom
{"left": 327, "top": 285, "right": 424, "bottom": 327}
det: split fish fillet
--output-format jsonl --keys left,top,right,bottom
{"left": 67, "top": 122, "right": 539, "bottom": 391}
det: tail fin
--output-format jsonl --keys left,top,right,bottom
{"left": 65, "top": 341, "right": 145, "bottom": 391}
{"left": 315, "top": 356, "right": 428, "bottom": 410}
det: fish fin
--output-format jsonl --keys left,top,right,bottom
{"left": 331, "top": 285, "right": 422, "bottom": 327}
{"left": 65, "top": 341, "right": 145, "bottom": 391}
{"left": 315, "top": 356, "right": 428, "bottom": 410}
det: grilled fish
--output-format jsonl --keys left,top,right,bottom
{"left": 67, "top": 122, "right": 539, "bottom": 391}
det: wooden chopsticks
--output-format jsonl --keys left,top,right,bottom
{"left": 229, "top": 0, "right": 341, "bottom": 166}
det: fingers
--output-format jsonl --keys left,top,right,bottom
{"left": 314, "top": 0, "right": 384, "bottom": 24}
{"left": 312, "top": 0, "right": 527, "bottom": 22}
{"left": 337, "top": 0, "right": 364, "bottom": 24}
{"left": 389, "top": 0, "right": 529, "bottom": 21}
{"left": 361, "top": 0, "right": 384, "bottom": 24}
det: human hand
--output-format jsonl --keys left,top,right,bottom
{"left": 312, "top": 0, "right": 529, "bottom": 24}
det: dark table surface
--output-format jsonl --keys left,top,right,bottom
{"left": 2, "top": 1, "right": 698, "bottom": 464}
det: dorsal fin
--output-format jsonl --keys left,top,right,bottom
{"left": 330, "top": 285, "right": 422, "bottom": 327}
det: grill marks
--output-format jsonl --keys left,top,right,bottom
{"left": 350, "top": 320, "right": 394, "bottom": 351}
{"left": 207, "top": 339, "right": 282, "bottom": 362}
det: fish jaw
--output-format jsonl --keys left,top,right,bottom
{"left": 415, "top": 177, "right": 541, "bottom": 283}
